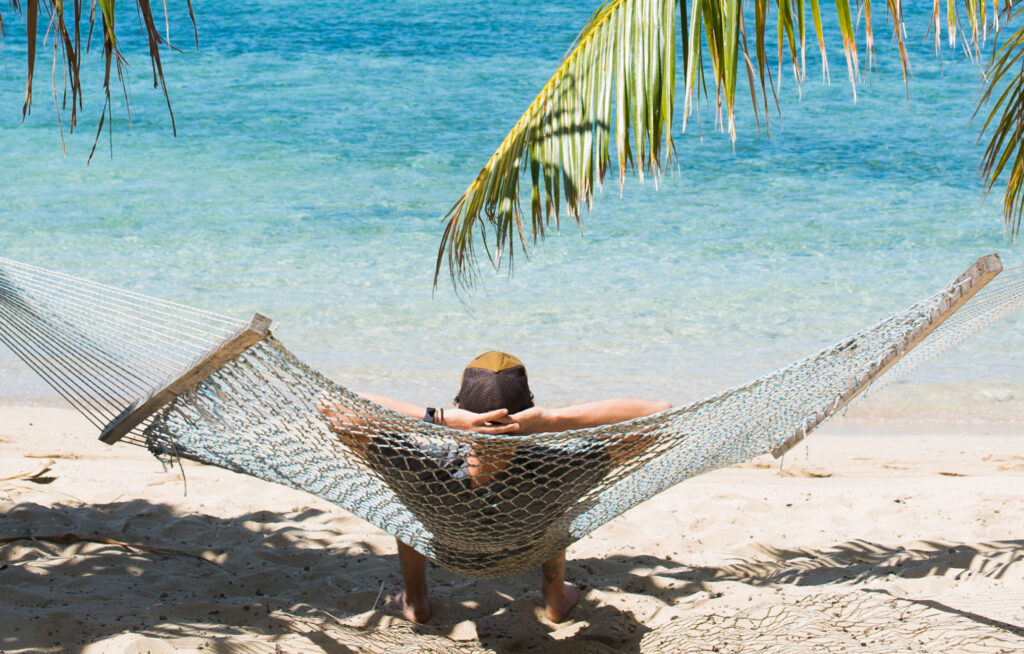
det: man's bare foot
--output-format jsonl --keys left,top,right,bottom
{"left": 541, "top": 582, "right": 580, "bottom": 623}
{"left": 394, "top": 540, "right": 430, "bottom": 622}
{"left": 392, "top": 584, "right": 432, "bottom": 623}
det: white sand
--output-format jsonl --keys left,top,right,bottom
{"left": 1, "top": 406, "right": 1022, "bottom": 653}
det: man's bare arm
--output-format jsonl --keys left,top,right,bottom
{"left": 508, "top": 398, "right": 671, "bottom": 435}
{"left": 317, "top": 392, "right": 520, "bottom": 453}
{"left": 506, "top": 398, "right": 671, "bottom": 462}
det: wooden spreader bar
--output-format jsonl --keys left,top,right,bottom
{"left": 771, "top": 253, "right": 1003, "bottom": 459}
{"left": 99, "top": 313, "right": 272, "bottom": 445}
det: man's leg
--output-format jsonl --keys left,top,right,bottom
{"left": 540, "top": 549, "right": 580, "bottom": 622}
{"left": 395, "top": 539, "right": 431, "bottom": 623}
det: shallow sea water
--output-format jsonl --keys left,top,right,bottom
{"left": 1, "top": 1, "right": 1022, "bottom": 411}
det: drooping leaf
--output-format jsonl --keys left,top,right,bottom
{"left": 979, "top": 6, "right": 1024, "bottom": 237}
{"left": 1, "top": 0, "right": 196, "bottom": 156}
{"left": 435, "top": 0, "right": 678, "bottom": 288}
{"left": 436, "top": 0, "right": 1010, "bottom": 288}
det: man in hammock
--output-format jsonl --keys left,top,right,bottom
{"left": 319, "top": 351, "right": 669, "bottom": 624}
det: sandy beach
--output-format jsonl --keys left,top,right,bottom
{"left": 5, "top": 0, "right": 1024, "bottom": 651}
{"left": 1, "top": 404, "right": 1021, "bottom": 653}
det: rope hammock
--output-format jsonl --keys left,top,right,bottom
{"left": 0, "top": 254, "right": 1021, "bottom": 578}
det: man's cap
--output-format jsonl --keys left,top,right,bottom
{"left": 455, "top": 351, "right": 534, "bottom": 414}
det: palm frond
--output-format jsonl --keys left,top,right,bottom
{"left": 979, "top": 5, "right": 1024, "bottom": 238}
{"left": 435, "top": 0, "right": 678, "bottom": 288}
{"left": 435, "top": 0, "right": 901, "bottom": 288}
{"left": 437, "top": 0, "right": 1015, "bottom": 288}
{"left": 1, "top": 0, "right": 195, "bottom": 156}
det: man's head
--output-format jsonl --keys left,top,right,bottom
{"left": 455, "top": 351, "right": 535, "bottom": 414}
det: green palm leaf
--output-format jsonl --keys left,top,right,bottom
{"left": 435, "top": 0, "right": 679, "bottom": 288}
{"left": 979, "top": 5, "right": 1024, "bottom": 237}
{"left": 434, "top": 0, "right": 1024, "bottom": 288}
{"left": 435, "top": 0, "right": 907, "bottom": 288}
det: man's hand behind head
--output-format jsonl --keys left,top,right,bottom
{"left": 444, "top": 407, "right": 520, "bottom": 435}
{"left": 504, "top": 406, "right": 552, "bottom": 435}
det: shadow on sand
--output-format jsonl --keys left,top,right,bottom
{"left": 0, "top": 500, "right": 657, "bottom": 653}
{"left": 1, "top": 500, "right": 1021, "bottom": 653}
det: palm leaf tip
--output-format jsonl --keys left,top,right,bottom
{"left": 978, "top": 11, "right": 1024, "bottom": 241}
{"left": 434, "top": 0, "right": 679, "bottom": 290}
{"left": 434, "top": 0, "right": 916, "bottom": 290}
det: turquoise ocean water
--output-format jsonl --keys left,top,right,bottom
{"left": 2, "top": 1, "right": 1022, "bottom": 411}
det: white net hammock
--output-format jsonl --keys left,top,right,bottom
{"left": 0, "top": 254, "right": 1022, "bottom": 578}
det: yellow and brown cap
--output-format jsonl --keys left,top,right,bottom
{"left": 454, "top": 351, "right": 534, "bottom": 414}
